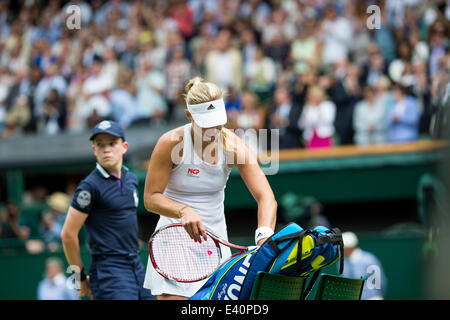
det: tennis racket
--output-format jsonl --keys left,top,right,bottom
{"left": 148, "top": 223, "right": 249, "bottom": 283}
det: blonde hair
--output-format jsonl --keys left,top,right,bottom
{"left": 307, "top": 85, "right": 327, "bottom": 102}
{"left": 184, "top": 76, "right": 223, "bottom": 104}
{"left": 184, "top": 77, "right": 231, "bottom": 152}
{"left": 376, "top": 76, "right": 391, "bottom": 90}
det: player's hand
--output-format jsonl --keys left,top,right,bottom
{"left": 78, "top": 276, "right": 93, "bottom": 300}
{"left": 180, "top": 207, "right": 207, "bottom": 243}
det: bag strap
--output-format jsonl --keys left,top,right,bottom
{"left": 313, "top": 228, "right": 344, "bottom": 274}
{"left": 267, "top": 230, "right": 307, "bottom": 276}
{"left": 302, "top": 269, "right": 321, "bottom": 300}
{"left": 271, "top": 227, "right": 344, "bottom": 276}
{"left": 332, "top": 228, "right": 344, "bottom": 274}
{"left": 338, "top": 241, "right": 344, "bottom": 274}
{"left": 268, "top": 230, "right": 306, "bottom": 259}
{"left": 314, "top": 234, "right": 341, "bottom": 246}
{"left": 273, "top": 230, "right": 305, "bottom": 243}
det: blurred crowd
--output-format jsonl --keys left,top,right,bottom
{"left": 0, "top": 0, "right": 449, "bottom": 149}
{"left": 0, "top": 190, "right": 73, "bottom": 254}
{"left": 0, "top": 176, "right": 81, "bottom": 253}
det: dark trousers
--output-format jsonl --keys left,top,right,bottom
{"left": 89, "top": 254, "right": 155, "bottom": 300}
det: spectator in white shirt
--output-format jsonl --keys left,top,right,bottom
{"left": 353, "top": 86, "right": 388, "bottom": 145}
{"left": 245, "top": 46, "right": 277, "bottom": 104}
{"left": 205, "top": 28, "right": 243, "bottom": 93}
{"left": 234, "top": 91, "right": 265, "bottom": 153}
{"left": 298, "top": 85, "right": 336, "bottom": 149}
{"left": 37, "top": 257, "right": 79, "bottom": 300}
{"left": 320, "top": 5, "right": 353, "bottom": 65}
{"left": 342, "top": 232, "right": 387, "bottom": 300}
{"left": 77, "top": 55, "right": 112, "bottom": 126}
{"left": 135, "top": 57, "right": 167, "bottom": 125}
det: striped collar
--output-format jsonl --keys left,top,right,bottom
{"left": 95, "top": 162, "right": 129, "bottom": 179}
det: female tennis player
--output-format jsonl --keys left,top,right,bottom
{"left": 143, "top": 77, "right": 277, "bottom": 300}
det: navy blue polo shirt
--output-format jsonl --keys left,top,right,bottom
{"left": 71, "top": 163, "right": 140, "bottom": 256}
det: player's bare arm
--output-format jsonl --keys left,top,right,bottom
{"left": 144, "top": 127, "right": 207, "bottom": 242}
{"left": 226, "top": 128, "right": 277, "bottom": 245}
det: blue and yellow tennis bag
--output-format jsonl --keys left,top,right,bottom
{"left": 190, "top": 222, "right": 343, "bottom": 300}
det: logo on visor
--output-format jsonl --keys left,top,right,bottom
{"left": 207, "top": 104, "right": 215, "bottom": 110}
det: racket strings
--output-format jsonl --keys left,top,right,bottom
{"left": 151, "top": 226, "right": 220, "bottom": 282}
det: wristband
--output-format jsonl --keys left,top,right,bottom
{"left": 78, "top": 267, "right": 87, "bottom": 281}
{"left": 255, "top": 226, "right": 274, "bottom": 245}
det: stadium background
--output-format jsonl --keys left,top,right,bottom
{"left": 0, "top": 0, "right": 449, "bottom": 300}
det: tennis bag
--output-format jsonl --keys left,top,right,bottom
{"left": 190, "top": 222, "right": 343, "bottom": 300}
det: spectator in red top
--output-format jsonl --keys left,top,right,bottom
{"left": 168, "top": 0, "right": 195, "bottom": 40}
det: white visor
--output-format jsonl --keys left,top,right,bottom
{"left": 186, "top": 98, "right": 227, "bottom": 128}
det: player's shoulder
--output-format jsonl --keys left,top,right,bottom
{"left": 155, "top": 125, "right": 185, "bottom": 150}
{"left": 222, "top": 127, "right": 239, "bottom": 140}
{"left": 159, "top": 125, "right": 185, "bottom": 142}
{"left": 223, "top": 127, "right": 248, "bottom": 151}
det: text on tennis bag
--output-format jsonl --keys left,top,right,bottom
{"left": 224, "top": 253, "right": 252, "bottom": 300}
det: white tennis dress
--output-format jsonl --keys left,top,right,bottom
{"left": 143, "top": 123, "right": 233, "bottom": 297}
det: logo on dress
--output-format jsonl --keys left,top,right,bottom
{"left": 187, "top": 168, "right": 200, "bottom": 177}
{"left": 207, "top": 104, "right": 215, "bottom": 110}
